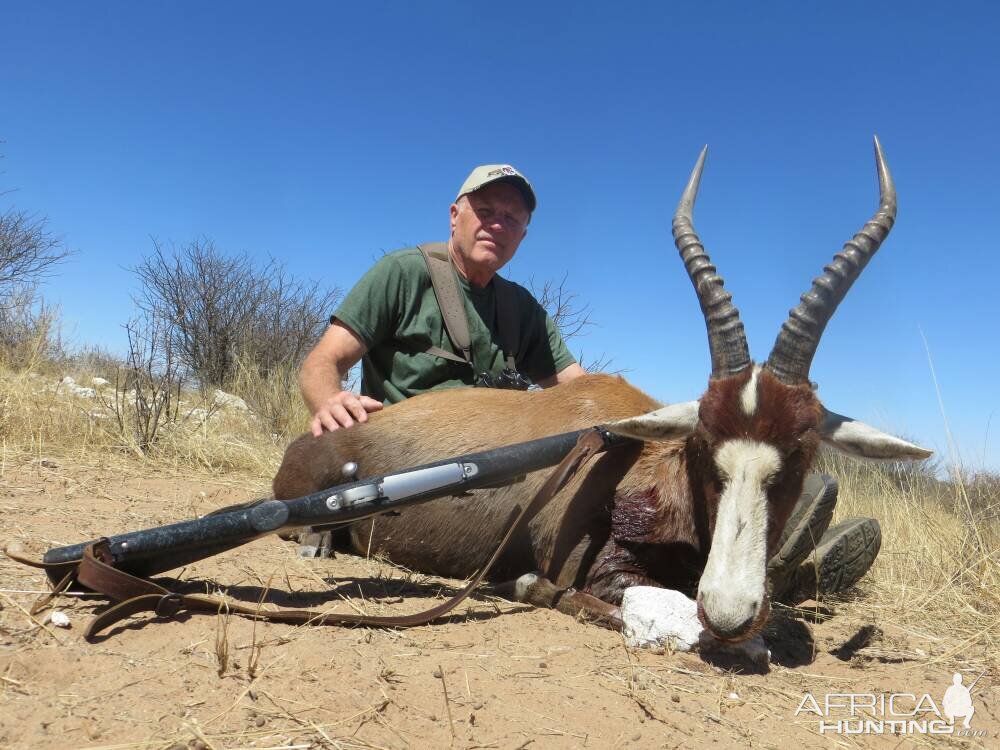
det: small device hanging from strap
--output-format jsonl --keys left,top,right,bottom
{"left": 417, "top": 243, "right": 529, "bottom": 389}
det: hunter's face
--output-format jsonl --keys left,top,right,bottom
{"left": 449, "top": 182, "right": 529, "bottom": 286}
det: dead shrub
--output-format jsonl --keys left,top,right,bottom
{"left": 0, "top": 286, "right": 63, "bottom": 371}
{"left": 0, "top": 202, "right": 69, "bottom": 369}
{"left": 528, "top": 273, "right": 617, "bottom": 373}
{"left": 103, "top": 315, "right": 184, "bottom": 455}
{"left": 69, "top": 343, "right": 124, "bottom": 381}
{"left": 133, "top": 238, "right": 340, "bottom": 387}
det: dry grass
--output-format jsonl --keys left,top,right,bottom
{"left": 223, "top": 349, "right": 312, "bottom": 438}
{"left": 0, "top": 356, "right": 310, "bottom": 477}
{"left": 817, "top": 449, "right": 999, "bottom": 673}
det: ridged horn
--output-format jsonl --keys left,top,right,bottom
{"left": 673, "top": 147, "right": 751, "bottom": 378}
{"left": 765, "top": 136, "right": 897, "bottom": 384}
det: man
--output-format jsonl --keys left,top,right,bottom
{"left": 297, "top": 164, "right": 879, "bottom": 603}
{"left": 299, "top": 164, "right": 585, "bottom": 437}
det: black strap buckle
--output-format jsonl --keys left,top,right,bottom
{"left": 475, "top": 368, "right": 532, "bottom": 390}
{"left": 154, "top": 594, "right": 184, "bottom": 618}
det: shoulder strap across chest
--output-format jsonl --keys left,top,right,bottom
{"left": 418, "top": 243, "right": 473, "bottom": 366}
{"left": 417, "top": 243, "right": 520, "bottom": 371}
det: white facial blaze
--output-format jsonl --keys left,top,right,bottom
{"left": 698, "top": 439, "right": 782, "bottom": 634}
{"left": 739, "top": 365, "right": 762, "bottom": 417}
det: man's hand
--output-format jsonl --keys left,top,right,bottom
{"left": 300, "top": 321, "right": 378, "bottom": 436}
{"left": 311, "top": 391, "right": 383, "bottom": 436}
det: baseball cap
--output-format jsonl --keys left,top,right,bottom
{"left": 456, "top": 164, "right": 536, "bottom": 213}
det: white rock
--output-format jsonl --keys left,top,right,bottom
{"left": 621, "top": 586, "right": 771, "bottom": 666}
{"left": 91, "top": 377, "right": 110, "bottom": 387}
{"left": 56, "top": 376, "right": 96, "bottom": 398}
{"left": 621, "top": 586, "right": 702, "bottom": 651}
{"left": 49, "top": 610, "right": 71, "bottom": 628}
{"left": 213, "top": 389, "right": 248, "bottom": 411}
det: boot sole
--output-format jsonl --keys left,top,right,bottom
{"left": 768, "top": 474, "right": 839, "bottom": 596}
{"left": 786, "top": 517, "right": 882, "bottom": 602}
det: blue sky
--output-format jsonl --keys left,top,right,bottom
{"left": 4, "top": 2, "right": 999, "bottom": 471}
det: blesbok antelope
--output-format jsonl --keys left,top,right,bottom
{"left": 274, "top": 138, "right": 930, "bottom": 643}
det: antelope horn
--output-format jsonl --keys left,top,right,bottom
{"left": 765, "top": 136, "right": 897, "bottom": 384}
{"left": 674, "top": 147, "right": 751, "bottom": 378}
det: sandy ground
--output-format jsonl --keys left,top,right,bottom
{"left": 1, "top": 453, "right": 997, "bottom": 750}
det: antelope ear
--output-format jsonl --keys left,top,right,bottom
{"left": 606, "top": 401, "right": 700, "bottom": 442}
{"left": 820, "top": 408, "right": 933, "bottom": 460}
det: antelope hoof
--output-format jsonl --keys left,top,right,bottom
{"left": 513, "top": 573, "right": 541, "bottom": 602}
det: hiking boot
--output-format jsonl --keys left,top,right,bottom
{"left": 768, "top": 473, "right": 839, "bottom": 599}
{"left": 779, "top": 517, "right": 882, "bottom": 604}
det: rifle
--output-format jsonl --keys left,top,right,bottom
{"left": 37, "top": 427, "right": 634, "bottom": 587}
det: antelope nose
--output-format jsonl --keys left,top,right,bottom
{"left": 712, "top": 613, "right": 756, "bottom": 640}
{"left": 698, "top": 590, "right": 760, "bottom": 640}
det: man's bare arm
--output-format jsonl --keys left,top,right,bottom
{"left": 299, "top": 320, "right": 383, "bottom": 436}
{"left": 535, "top": 362, "right": 587, "bottom": 388}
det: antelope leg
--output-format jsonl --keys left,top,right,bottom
{"left": 498, "top": 573, "right": 623, "bottom": 629}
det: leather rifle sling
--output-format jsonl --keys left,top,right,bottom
{"left": 418, "top": 243, "right": 521, "bottom": 372}
{"left": 6, "top": 429, "right": 608, "bottom": 640}
{"left": 417, "top": 243, "right": 474, "bottom": 367}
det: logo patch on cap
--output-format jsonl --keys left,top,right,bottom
{"left": 486, "top": 165, "right": 518, "bottom": 179}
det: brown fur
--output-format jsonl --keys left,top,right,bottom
{"left": 276, "top": 375, "right": 659, "bottom": 588}
{"left": 273, "top": 368, "right": 826, "bottom": 613}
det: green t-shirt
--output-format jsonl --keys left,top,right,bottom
{"left": 333, "top": 246, "right": 577, "bottom": 404}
